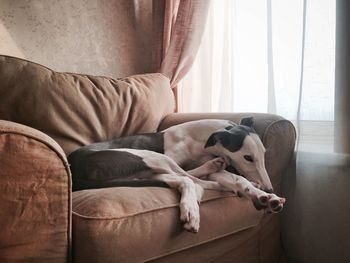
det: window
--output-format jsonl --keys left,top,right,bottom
{"left": 180, "top": 0, "right": 335, "bottom": 152}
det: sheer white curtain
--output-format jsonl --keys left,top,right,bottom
{"left": 179, "top": 0, "right": 335, "bottom": 153}
{"left": 180, "top": 1, "right": 350, "bottom": 262}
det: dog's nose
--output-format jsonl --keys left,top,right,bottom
{"left": 264, "top": 188, "right": 274, "bottom": 193}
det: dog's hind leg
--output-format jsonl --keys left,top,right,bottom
{"left": 208, "top": 171, "right": 286, "bottom": 213}
{"left": 115, "top": 149, "right": 230, "bottom": 232}
{"left": 118, "top": 149, "right": 208, "bottom": 232}
{"left": 132, "top": 149, "right": 224, "bottom": 192}
{"left": 152, "top": 173, "right": 202, "bottom": 233}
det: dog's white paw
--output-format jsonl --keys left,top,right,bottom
{"left": 180, "top": 202, "right": 200, "bottom": 233}
{"left": 251, "top": 181, "right": 262, "bottom": 189}
{"left": 266, "top": 195, "right": 286, "bottom": 213}
{"left": 252, "top": 193, "right": 269, "bottom": 210}
{"left": 205, "top": 157, "right": 228, "bottom": 174}
{"left": 252, "top": 193, "right": 286, "bottom": 213}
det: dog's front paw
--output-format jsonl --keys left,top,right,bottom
{"left": 180, "top": 202, "right": 200, "bottom": 233}
{"left": 252, "top": 193, "right": 269, "bottom": 210}
{"left": 252, "top": 193, "right": 286, "bottom": 213}
{"left": 266, "top": 195, "right": 286, "bottom": 213}
{"left": 205, "top": 157, "right": 228, "bottom": 173}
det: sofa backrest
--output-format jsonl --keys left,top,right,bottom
{"left": 0, "top": 55, "right": 175, "bottom": 154}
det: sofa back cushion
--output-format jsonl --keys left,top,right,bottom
{"left": 0, "top": 55, "right": 174, "bottom": 154}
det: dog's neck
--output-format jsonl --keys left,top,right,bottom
{"left": 163, "top": 119, "right": 234, "bottom": 167}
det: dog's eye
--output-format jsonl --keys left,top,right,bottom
{"left": 244, "top": 155, "right": 253, "bottom": 162}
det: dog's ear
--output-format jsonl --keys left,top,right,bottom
{"left": 204, "top": 131, "right": 231, "bottom": 148}
{"left": 205, "top": 130, "right": 246, "bottom": 152}
{"left": 239, "top": 117, "right": 254, "bottom": 128}
{"left": 204, "top": 132, "right": 218, "bottom": 148}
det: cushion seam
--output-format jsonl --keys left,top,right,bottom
{"left": 72, "top": 194, "right": 238, "bottom": 220}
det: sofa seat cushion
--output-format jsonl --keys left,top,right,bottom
{"left": 72, "top": 187, "right": 263, "bottom": 263}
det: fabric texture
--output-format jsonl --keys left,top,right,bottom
{"left": 0, "top": 120, "right": 71, "bottom": 263}
{"left": 0, "top": 55, "right": 175, "bottom": 155}
{"left": 72, "top": 188, "right": 262, "bottom": 263}
{"left": 0, "top": 55, "right": 296, "bottom": 262}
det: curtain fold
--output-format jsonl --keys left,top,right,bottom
{"left": 335, "top": 0, "right": 350, "bottom": 154}
{"left": 157, "top": 0, "right": 210, "bottom": 89}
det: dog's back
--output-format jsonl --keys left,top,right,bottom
{"left": 68, "top": 132, "right": 168, "bottom": 190}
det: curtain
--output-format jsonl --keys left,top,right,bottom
{"left": 152, "top": 0, "right": 210, "bottom": 111}
{"left": 179, "top": 0, "right": 350, "bottom": 262}
{"left": 180, "top": 0, "right": 336, "bottom": 153}
{"left": 159, "top": 0, "right": 210, "bottom": 89}
{"left": 180, "top": 0, "right": 335, "bottom": 152}
{"left": 153, "top": 0, "right": 210, "bottom": 89}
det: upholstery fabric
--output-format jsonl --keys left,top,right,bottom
{"left": 150, "top": 224, "right": 268, "bottom": 263}
{"left": 72, "top": 187, "right": 262, "bottom": 263}
{"left": 0, "top": 55, "right": 296, "bottom": 263}
{"left": 0, "top": 55, "right": 175, "bottom": 155}
{"left": 0, "top": 120, "right": 71, "bottom": 263}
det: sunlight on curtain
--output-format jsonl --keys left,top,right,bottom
{"left": 179, "top": 0, "right": 335, "bottom": 152}
{"left": 179, "top": 2, "right": 349, "bottom": 262}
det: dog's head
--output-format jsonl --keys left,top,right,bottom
{"left": 204, "top": 117, "right": 273, "bottom": 193}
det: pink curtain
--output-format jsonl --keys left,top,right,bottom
{"left": 155, "top": 0, "right": 210, "bottom": 89}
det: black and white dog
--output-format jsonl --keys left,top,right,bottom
{"left": 68, "top": 117, "right": 285, "bottom": 232}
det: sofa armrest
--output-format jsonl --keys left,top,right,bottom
{"left": 158, "top": 113, "right": 296, "bottom": 194}
{"left": 0, "top": 120, "right": 71, "bottom": 263}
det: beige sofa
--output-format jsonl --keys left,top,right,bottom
{"left": 0, "top": 55, "right": 296, "bottom": 263}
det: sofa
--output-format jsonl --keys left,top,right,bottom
{"left": 0, "top": 55, "right": 296, "bottom": 263}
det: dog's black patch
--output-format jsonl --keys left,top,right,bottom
{"left": 69, "top": 149, "right": 167, "bottom": 191}
{"left": 84, "top": 150, "right": 151, "bottom": 180}
{"left": 204, "top": 117, "right": 256, "bottom": 152}
{"left": 225, "top": 165, "right": 240, "bottom": 175}
{"left": 204, "top": 133, "right": 219, "bottom": 148}
{"left": 204, "top": 126, "right": 249, "bottom": 152}
{"left": 239, "top": 116, "right": 254, "bottom": 127}
{"left": 225, "top": 125, "right": 234, "bottom": 130}
{"left": 68, "top": 133, "right": 166, "bottom": 191}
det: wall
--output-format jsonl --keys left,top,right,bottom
{"left": 0, "top": 0, "right": 158, "bottom": 78}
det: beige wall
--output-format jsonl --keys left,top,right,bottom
{"left": 0, "top": 0, "right": 157, "bottom": 78}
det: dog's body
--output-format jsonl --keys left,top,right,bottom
{"left": 68, "top": 118, "right": 285, "bottom": 232}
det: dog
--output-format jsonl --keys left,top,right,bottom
{"left": 68, "top": 117, "right": 286, "bottom": 232}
